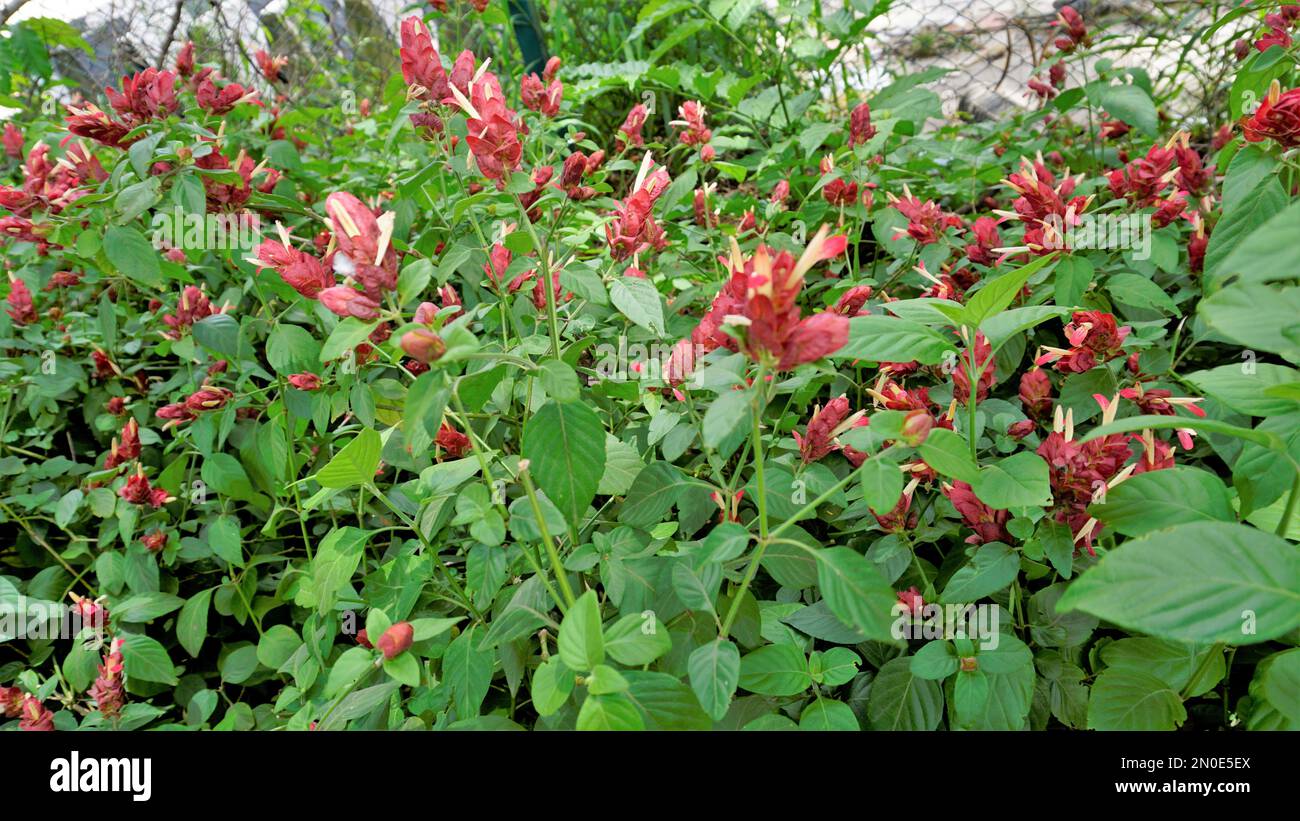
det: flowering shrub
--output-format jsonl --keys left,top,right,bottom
{"left": 0, "top": 2, "right": 1298, "bottom": 732}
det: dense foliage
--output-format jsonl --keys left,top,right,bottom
{"left": 1, "top": 0, "right": 1298, "bottom": 732}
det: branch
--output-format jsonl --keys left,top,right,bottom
{"left": 1, "top": 0, "right": 32, "bottom": 24}
{"left": 156, "top": 0, "right": 184, "bottom": 69}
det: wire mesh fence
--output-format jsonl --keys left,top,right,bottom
{"left": 7, "top": 0, "right": 1255, "bottom": 128}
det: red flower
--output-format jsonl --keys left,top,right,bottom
{"left": 1243, "top": 82, "right": 1300, "bottom": 148}
{"left": 701, "top": 226, "right": 849, "bottom": 370}
{"left": 184, "top": 387, "right": 234, "bottom": 413}
{"left": 1035, "top": 311, "right": 1130, "bottom": 373}
{"left": 560, "top": 151, "right": 597, "bottom": 200}
{"left": 889, "top": 188, "right": 962, "bottom": 245}
{"left": 896, "top": 586, "right": 924, "bottom": 617}
{"left": 105, "top": 68, "right": 178, "bottom": 125}
{"left": 848, "top": 102, "right": 876, "bottom": 147}
{"left": 1052, "top": 5, "right": 1089, "bottom": 52}
{"left": 251, "top": 236, "right": 333, "bottom": 298}
{"left": 256, "top": 50, "right": 288, "bottom": 84}
{"left": 965, "top": 216, "right": 1002, "bottom": 266}
{"left": 175, "top": 41, "right": 194, "bottom": 77}
{"left": 484, "top": 242, "right": 512, "bottom": 285}
{"left": 793, "top": 396, "right": 864, "bottom": 463}
{"left": 900, "top": 408, "right": 934, "bottom": 447}
{"left": 3, "top": 122, "right": 22, "bottom": 158}
{"left": 6, "top": 276, "right": 36, "bottom": 324}
{"left": 19, "top": 696, "right": 53, "bottom": 731}
{"left": 952, "top": 332, "right": 996, "bottom": 403}
{"left": 943, "top": 480, "right": 1011, "bottom": 545}
{"left": 64, "top": 104, "right": 135, "bottom": 150}
{"left": 400, "top": 328, "right": 447, "bottom": 364}
{"left": 436, "top": 422, "right": 470, "bottom": 457}
{"left": 770, "top": 179, "right": 790, "bottom": 204}
{"left": 400, "top": 16, "right": 450, "bottom": 104}
{"left": 833, "top": 285, "right": 873, "bottom": 317}
{"left": 521, "top": 73, "right": 562, "bottom": 117}
{"left": 118, "top": 469, "right": 172, "bottom": 508}
{"left": 0, "top": 686, "right": 23, "bottom": 718}
{"left": 288, "top": 373, "right": 322, "bottom": 391}
{"left": 1019, "top": 368, "right": 1054, "bottom": 418}
{"left": 88, "top": 638, "right": 126, "bottom": 719}
{"left": 140, "top": 530, "right": 168, "bottom": 552}
{"left": 161, "top": 286, "right": 223, "bottom": 339}
{"left": 104, "top": 418, "right": 141, "bottom": 469}
{"left": 326, "top": 192, "right": 397, "bottom": 298}
{"left": 605, "top": 158, "right": 672, "bottom": 261}
{"left": 670, "top": 101, "right": 712, "bottom": 146}
{"left": 617, "top": 104, "right": 648, "bottom": 148}
{"left": 823, "top": 178, "right": 858, "bottom": 208}
{"left": 195, "top": 75, "right": 258, "bottom": 115}
{"left": 376, "top": 622, "right": 414, "bottom": 660}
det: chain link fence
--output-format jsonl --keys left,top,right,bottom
{"left": 9, "top": 0, "right": 1257, "bottom": 128}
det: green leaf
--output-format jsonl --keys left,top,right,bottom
{"left": 176, "top": 588, "right": 212, "bottom": 658}
{"left": 972, "top": 452, "right": 1052, "bottom": 509}
{"left": 539, "top": 359, "right": 580, "bottom": 403}
{"left": 208, "top": 514, "right": 244, "bottom": 567}
{"left": 964, "top": 253, "right": 1056, "bottom": 328}
{"left": 1087, "top": 669, "right": 1186, "bottom": 730}
{"left": 910, "top": 640, "right": 958, "bottom": 680}
{"left": 523, "top": 401, "right": 606, "bottom": 527}
{"left": 701, "top": 388, "right": 752, "bottom": 458}
{"left": 120, "top": 634, "right": 178, "bottom": 685}
{"left": 1100, "top": 638, "right": 1224, "bottom": 697}
{"left": 835, "top": 315, "right": 955, "bottom": 365}
{"left": 1184, "top": 363, "right": 1300, "bottom": 417}
{"left": 1204, "top": 178, "right": 1287, "bottom": 282}
{"left": 1199, "top": 283, "right": 1300, "bottom": 364}
{"left": 799, "top": 697, "right": 858, "bottom": 730}
{"left": 1107, "top": 273, "right": 1179, "bottom": 315}
{"left": 1057, "top": 521, "right": 1300, "bottom": 644}
{"left": 309, "top": 527, "right": 370, "bottom": 615}
{"left": 558, "top": 589, "right": 604, "bottom": 672}
{"left": 867, "top": 656, "right": 943, "bottom": 730}
{"left": 859, "top": 457, "right": 904, "bottom": 514}
{"left": 1089, "top": 467, "right": 1235, "bottom": 536}
{"left": 688, "top": 638, "right": 740, "bottom": 721}
{"left": 576, "top": 692, "right": 645, "bottom": 730}
{"left": 531, "top": 658, "right": 574, "bottom": 716}
{"left": 604, "top": 612, "right": 671, "bottom": 666}
{"left": 1212, "top": 194, "right": 1300, "bottom": 288}
{"left": 320, "top": 317, "right": 378, "bottom": 363}
{"left": 112, "top": 592, "right": 184, "bottom": 623}
{"left": 619, "top": 463, "right": 691, "bottom": 531}
{"left": 104, "top": 225, "right": 163, "bottom": 289}
{"left": 1094, "top": 83, "right": 1158, "bottom": 136}
{"left": 918, "top": 428, "right": 980, "bottom": 485}
{"left": 315, "top": 428, "right": 381, "bottom": 489}
{"left": 816, "top": 546, "right": 898, "bottom": 642}
{"left": 445, "top": 625, "right": 492, "bottom": 718}
{"left": 608, "top": 276, "right": 665, "bottom": 334}
{"left": 192, "top": 314, "right": 243, "bottom": 360}
{"left": 940, "top": 542, "right": 1021, "bottom": 603}
{"left": 1053, "top": 256, "right": 1093, "bottom": 308}
{"left": 739, "top": 643, "right": 811, "bottom": 696}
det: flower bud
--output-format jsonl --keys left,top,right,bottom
{"left": 376, "top": 622, "right": 414, "bottom": 660}
{"left": 400, "top": 328, "right": 446, "bottom": 364}
{"left": 900, "top": 409, "right": 933, "bottom": 447}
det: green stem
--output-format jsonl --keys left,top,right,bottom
{"left": 1277, "top": 473, "right": 1300, "bottom": 538}
{"left": 1180, "top": 642, "right": 1225, "bottom": 700}
{"left": 519, "top": 466, "right": 575, "bottom": 612}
